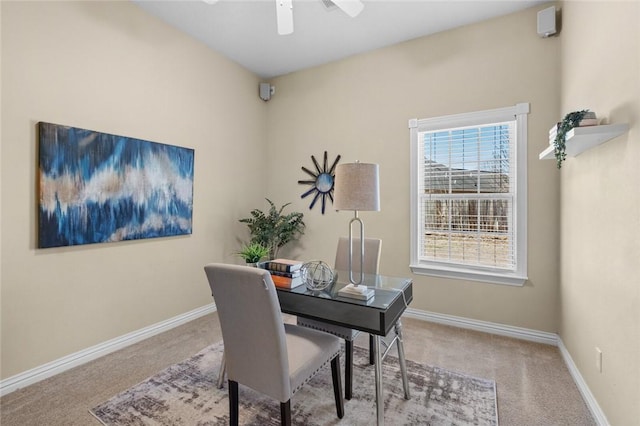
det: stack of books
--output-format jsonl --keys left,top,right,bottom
{"left": 260, "top": 259, "right": 304, "bottom": 289}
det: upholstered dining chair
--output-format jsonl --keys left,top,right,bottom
{"left": 204, "top": 263, "right": 344, "bottom": 426}
{"left": 297, "top": 237, "right": 381, "bottom": 400}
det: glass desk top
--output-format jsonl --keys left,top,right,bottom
{"left": 275, "top": 270, "right": 413, "bottom": 336}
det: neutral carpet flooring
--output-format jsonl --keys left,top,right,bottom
{"left": 90, "top": 341, "right": 497, "bottom": 425}
{"left": 1, "top": 313, "right": 595, "bottom": 425}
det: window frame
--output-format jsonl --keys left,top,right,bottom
{"left": 409, "top": 103, "right": 529, "bottom": 286}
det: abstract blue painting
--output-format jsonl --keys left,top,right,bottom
{"left": 38, "top": 122, "right": 194, "bottom": 248}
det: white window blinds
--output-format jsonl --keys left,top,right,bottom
{"left": 419, "top": 122, "right": 515, "bottom": 269}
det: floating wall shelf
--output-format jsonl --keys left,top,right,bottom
{"left": 539, "top": 123, "right": 629, "bottom": 160}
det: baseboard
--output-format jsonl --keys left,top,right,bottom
{"left": 557, "top": 338, "right": 610, "bottom": 426}
{"left": 403, "top": 307, "right": 559, "bottom": 346}
{"left": 0, "top": 303, "right": 216, "bottom": 397}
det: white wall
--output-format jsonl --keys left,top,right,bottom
{"left": 559, "top": 1, "right": 640, "bottom": 424}
{"left": 266, "top": 5, "right": 562, "bottom": 332}
{"left": 1, "top": 1, "right": 267, "bottom": 379}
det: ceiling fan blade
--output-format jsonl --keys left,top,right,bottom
{"left": 276, "top": 0, "right": 294, "bottom": 35}
{"left": 331, "top": 0, "right": 364, "bottom": 18}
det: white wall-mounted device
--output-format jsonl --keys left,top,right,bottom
{"left": 259, "top": 83, "right": 275, "bottom": 101}
{"left": 537, "top": 6, "right": 557, "bottom": 38}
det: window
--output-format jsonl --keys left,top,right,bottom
{"left": 409, "top": 103, "right": 529, "bottom": 286}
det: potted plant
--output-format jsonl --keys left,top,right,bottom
{"left": 239, "top": 198, "right": 305, "bottom": 259}
{"left": 553, "top": 109, "right": 590, "bottom": 169}
{"left": 237, "top": 242, "right": 270, "bottom": 266}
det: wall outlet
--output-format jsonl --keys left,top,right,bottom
{"left": 596, "top": 347, "right": 603, "bottom": 373}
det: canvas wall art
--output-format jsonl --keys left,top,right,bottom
{"left": 38, "top": 122, "right": 194, "bottom": 248}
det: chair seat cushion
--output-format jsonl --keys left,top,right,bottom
{"left": 284, "top": 324, "right": 341, "bottom": 396}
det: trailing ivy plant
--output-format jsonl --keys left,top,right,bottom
{"left": 554, "top": 110, "right": 589, "bottom": 169}
{"left": 239, "top": 198, "right": 305, "bottom": 259}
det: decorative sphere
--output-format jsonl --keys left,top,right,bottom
{"left": 300, "top": 261, "right": 335, "bottom": 291}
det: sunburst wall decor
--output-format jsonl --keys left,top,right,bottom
{"left": 298, "top": 151, "right": 340, "bottom": 214}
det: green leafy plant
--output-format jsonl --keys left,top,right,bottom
{"left": 237, "top": 242, "right": 270, "bottom": 264}
{"left": 239, "top": 198, "right": 305, "bottom": 259}
{"left": 554, "top": 110, "right": 589, "bottom": 169}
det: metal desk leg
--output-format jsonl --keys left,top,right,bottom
{"left": 374, "top": 334, "right": 384, "bottom": 426}
{"left": 395, "top": 320, "right": 411, "bottom": 400}
{"left": 217, "top": 352, "right": 226, "bottom": 389}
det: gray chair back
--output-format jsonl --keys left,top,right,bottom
{"left": 334, "top": 237, "right": 382, "bottom": 274}
{"left": 204, "top": 263, "right": 291, "bottom": 401}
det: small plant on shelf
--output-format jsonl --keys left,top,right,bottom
{"left": 237, "top": 242, "right": 270, "bottom": 265}
{"left": 553, "top": 109, "right": 589, "bottom": 169}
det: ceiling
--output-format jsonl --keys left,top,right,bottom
{"left": 132, "top": 0, "right": 546, "bottom": 79}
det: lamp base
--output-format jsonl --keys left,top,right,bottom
{"left": 338, "top": 284, "right": 374, "bottom": 301}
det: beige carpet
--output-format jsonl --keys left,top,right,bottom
{"left": 1, "top": 315, "right": 595, "bottom": 425}
{"left": 91, "top": 341, "right": 497, "bottom": 425}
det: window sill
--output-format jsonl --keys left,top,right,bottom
{"left": 410, "top": 263, "right": 527, "bottom": 286}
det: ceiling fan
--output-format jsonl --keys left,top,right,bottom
{"left": 203, "top": 0, "right": 365, "bottom": 35}
{"left": 276, "top": 0, "right": 364, "bottom": 35}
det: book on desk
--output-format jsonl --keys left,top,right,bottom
{"left": 259, "top": 259, "right": 305, "bottom": 289}
{"left": 263, "top": 258, "right": 304, "bottom": 273}
{"left": 338, "top": 283, "right": 374, "bottom": 300}
{"left": 270, "top": 274, "right": 304, "bottom": 289}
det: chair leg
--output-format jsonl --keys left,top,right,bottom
{"left": 229, "top": 380, "right": 239, "bottom": 426}
{"left": 369, "top": 334, "right": 375, "bottom": 365}
{"left": 345, "top": 340, "right": 353, "bottom": 400}
{"left": 331, "top": 354, "right": 345, "bottom": 419}
{"left": 280, "top": 400, "right": 292, "bottom": 426}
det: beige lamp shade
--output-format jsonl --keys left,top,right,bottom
{"left": 333, "top": 162, "right": 380, "bottom": 212}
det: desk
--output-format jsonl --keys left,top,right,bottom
{"left": 276, "top": 271, "right": 413, "bottom": 426}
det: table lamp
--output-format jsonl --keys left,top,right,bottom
{"left": 333, "top": 161, "right": 380, "bottom": 297}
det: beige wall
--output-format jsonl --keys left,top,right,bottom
{"left": 559, "top": 1, "right": 640, "bottom": 424}
{"left": 0, "top": 1, "right": 267, "bottom": 379}
{"left": 4, "top": 3, "right": 636, "bottom": 421}
{"left": 267, "top": 5, "right": 562, "bottom": 332}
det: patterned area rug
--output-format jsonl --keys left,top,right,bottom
{"left": 91, "top": 341, "right": 497, "bottom": 425}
